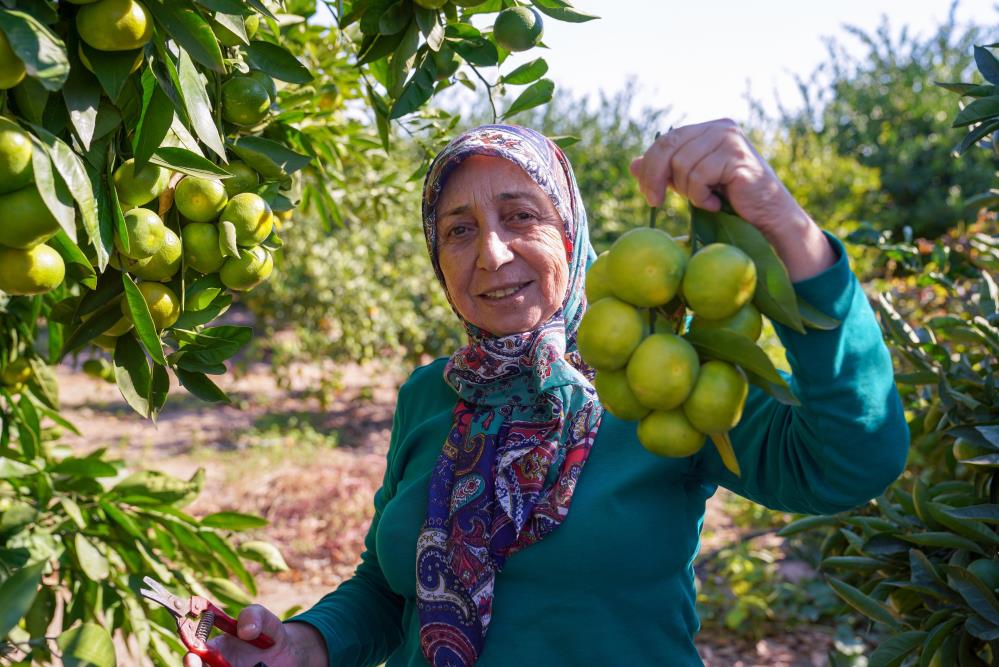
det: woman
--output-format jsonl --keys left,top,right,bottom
{"left": 185, "top": 121, "right": 909, "bottom": 666}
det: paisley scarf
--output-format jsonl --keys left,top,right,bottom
{"left": 416, "top": 125, "right": 603, "bottom": 666}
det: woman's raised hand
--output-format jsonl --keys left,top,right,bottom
{"left": 629, "top": 119, "right": 835, "bottom": 281}
{"left": 182, "top": 605, "right": 327, "bottom": 667}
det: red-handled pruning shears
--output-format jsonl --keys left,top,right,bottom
{"left": 139, "top": 576, "right": 275, "bottom": 667}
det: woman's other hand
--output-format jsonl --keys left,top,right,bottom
{"left": 629, "top": 119, "right": 836, "bottom": 281}
{"left": 182, "top": 605, "right": 327, "bottom": 667}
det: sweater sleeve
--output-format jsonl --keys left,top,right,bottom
{"left": 287, "top": 401, "right": 407, "bottom": 666}
{"left": 690, "top": 233, "right": 910, "bottom": 514}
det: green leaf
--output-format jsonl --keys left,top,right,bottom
{"left": 945, "top": 564, "right": 999, "bottom": 625}
{"left": 709, "top": 209, "right": 806, "bottom": 333}
{"left": 99, "top": 501, "right": 144, "bottom": 540}
{"left": 868, "top": 631, "right": 927, "bottom": 667}
{"left": 900, "top": 531, "right": 986, "bottom": 555}
{"left": 50, "top": 456, "right": 117, "bottom": 477}
{"left": 146, "top": 0, "right": 225, "bottom": 72}
{"left": 975, "top": 45, "right": 999, "bottom": 85}
{"left": 27, "top": 354, "right": 61, "bottom": 409}
{"left": 390, "top": 59, "right": 436, "bottom": 119}
{"left": 935, "top": 80, "right": 999, "bottom": 96}
{"left": 173, "top": 292, "right": 231, "bottom": 329}
{"left": 74, "top": 534, "right": 109, "bottom": 581}
{"left": 503, "top": 78, "right": 555, "bottom": 118}
{"left": 121, "top": 273, "right": 167, "bottom": 365}
{"left": 0, "top": 9, "right": 69, "bottom": 90}
{"left": 175, "top": 368, "right": 231, "bottom": 404}
{"left": 499, "top": 57, "right": 548, "bottom": 85}
{"left": 796, "top": 295, "right": 840, "bottom": 330}
{"left": 63, "top": 50, "right": 101, "bottom": 152}
{"left": 378, "top": 1, "right": 411, "bottom": 35}
{"left": 113, "top": 333, "right": 152, "bottom": 418}
{"left": 29, "top": 125, "right": 99, "bottom": 255}
{"left": 149, "top": 146, "right": 232, "bottom": 178}
{"left": 200, "top": 511, "right": 268, "bottom": 530}
{"left": 51, "top": 229, "right": 97, "bottom": 289}
{"left": 0, "top": 560, "right": 44, "bottom": 638}
{"left": 57, "top": 622, "right": 116, "bottom": 667}
{"left": 245, "top": 39, "right": 313, "bottom": 84}
{"left": 821, "top": 556, "right": 885, "bottom": 571}
{"left": 61, "top": 497, "right": 86, "bottom": 530}
{"left": 0, "top": 458, "right": 37, "bottom": 478}
{"left": 683, "top": 327, "right": 796, "bottom": 394}
{"left": 550, "top": 134, "right": 579, "bottom": 148}
{"left": 133, "top": 73, "right": 175, "bottom": 170}
{"left": 451, "top": 36, "right": 498, "bottom": 67}
{"left": 30, "top": 137, "right": 76, "bottom": 243}
{"left": 953, "top": 95, "right": 999, "bottom": 127}
{"left": 530, "top": 0, "right": 599, "bottom": 22}
{"left": 199, "top": 531, "right": 256, "bottom": 594}
{"left": 237, "top": 540, "right": 288, "bottom": 572}
{"left": 777, "top": 515, "right": 838, "bottom": 537}
{"left": 919, "top": 617, "right": 963, "bottom": 667}
{"left": 113, "top": 468, "right": 204, "bottom": 506}
{"left": 218, "top": 219, "right": 240, "bottom": 258}
{"left": 202, "top": 577, "right": 253, "bottom": 608}
{"left": 967, "top": 615, "right": 999, "bottom": 641}
{"left": 945, "top": 504, "right": 999, "bottom": 523}
{"left": 229, "top": 135, "right": 310, "bottom": 179}
{"left": 149, "top": 362, "right": 170, "bottom": 421}
{"left": 826, "top": 576, "right": 901, "bottom": 630}
{"left": 79, "top": 43, "right": 140, "bottom": 101}
{"left": 956, "top": 118, "right": 999, "bottom": 156}
{"left": 176, "top": 49, "right": 226, "bottom": 160}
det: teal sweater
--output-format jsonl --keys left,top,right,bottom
{"left": 291, "top": 239, "right": 909, "bottom": 666}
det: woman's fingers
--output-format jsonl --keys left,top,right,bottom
{"left": 183, "top": 653, "right": 203, "bottom": 667}
{"left": 237, "top": 604, "right": 284, "bottom": 643}
{"left": 632, "top": 123, "right": 713, "bottom": 206}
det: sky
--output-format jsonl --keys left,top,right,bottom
{"left": 521, "top": 0, "right": 999, "bottom": 123}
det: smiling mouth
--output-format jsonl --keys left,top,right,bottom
{"left": 480, "top": 281, "right": 531, "bottom": 300}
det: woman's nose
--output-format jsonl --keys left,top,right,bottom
{"left": 476, "top": 229, "right": 514, "bottom": 271}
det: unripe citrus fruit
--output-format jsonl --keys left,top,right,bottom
{"left": 0, "top": 244, "right": 65, "bottom": 295}
{"left": 220, "top": 192, "right": 273, "bottom": 247}
{"left": 182, "top": 222, "right": 225, "bottom": 274}
{"left": 493, "top": 7, "right": 544, "bottom": 52}
{"left": 0, "top": 117, "right": 32, "bottom": 194}
{"left": 953, "top": 438, "right": 994, "bottom": 462}
{"left": 221, "top": 76, "right": 271, "bottom": 126}
{"left": 637, "top": 409, "right": 706, "bottom": 457}
{"left": 113, "top": 158, "right": 170, "bottom": 207}
{"left": 223, "top": 161, "right": 258, "bottom": 197}
{"left": 0, "top": 186, "right": 60, "bottom": 249}
{"left": 130, "top": 226, "right": 181, "bottom": 281}
{"left": 625, "top": 333, "right": 699, "bottom": 410}
{"left": 121, "top": 281, "right": 180, "bottom": 330}
{"left": 577, "top": 297, "right": 644, "bottom": 370}
{"left": 175, "top": 176, "right": 228, "bottom": 222}
{"left": 0, "top": 30, "right": 26, "bottom": 90}
{"left": 594, "top": 368, "right": 650, "bottom": 421}
{"left": 585, "top": 251, "right": 615, "bottom": 304}
{"left": 1, "top": 358, "right": 32, "bottom": 386}
{"left": 82, "top": 358, "right": 106, "bottom": 379}
{"left": 115, "top": 208, "right": 165, "bottom": 260}
{"left": 682, "top": 360, "right": 748, "bottom": 434}
{"left": 414, "top": 0, "right": 448, "bottom": 7}
{"left": 220, "top": 246, "right": 273, "bottom": 291}
{"left": 607, "top": 227, "right": 687, "bottom": 307}
{"left": 93, "top": 333, "right": 118, "bottom": 352}
{"left": 689, "top": 302, "right": 763, "bottom": 341}
{"left": 682, "top": 243, "right": 757, "bottom": 319}
{"left": 76, "top": 0, "right": 154, "bottom": 52}
{"left": 78, "top": 43, "right": 143, "bottom": 74}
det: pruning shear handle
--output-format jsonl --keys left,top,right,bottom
{"left": 139, "top": 576, "right": 275, "bottom": 667}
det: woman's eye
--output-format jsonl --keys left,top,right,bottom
{"left": 448, "top": 224, "right": 470, "bottom": 238}
{"left": 512, "top": 211, "right": 536, "bottom": 223}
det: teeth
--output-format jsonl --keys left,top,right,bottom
{"left": 484, "top": 285, "right": 523, "bottom": 299}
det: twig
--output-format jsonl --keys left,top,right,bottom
{"left": 467, "top": 63, "right": 498, "bottom": 123}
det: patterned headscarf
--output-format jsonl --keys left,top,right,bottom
{"left": 416, "top": 125, "right": 603, "bottom": 667}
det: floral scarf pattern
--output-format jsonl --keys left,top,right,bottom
{"left": 416, "top": 125, "right": 602, "bottom": 666}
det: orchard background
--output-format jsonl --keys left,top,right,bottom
{"left": 0, "top": 0, "right": 998, "bottom": 665}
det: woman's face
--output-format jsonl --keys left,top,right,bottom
{"left": 436, "top": 155, "right": 569, "bottom": 337}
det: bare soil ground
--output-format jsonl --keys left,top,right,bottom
{"left": 58, "top": 359, "right": 832, "bottom": 666}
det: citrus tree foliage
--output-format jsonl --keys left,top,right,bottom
{"left": 0, "top": 0, "right": 591, "bottom": 662}
{"left": 775, "top": 48, "right": 999, "bottom": 665}
{"left": 782, "top": 10, "right": 996, "bottom": 239}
